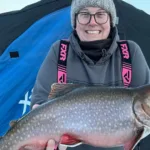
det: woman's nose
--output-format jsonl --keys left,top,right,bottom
{"left": 89, "top": 16, "right": 98, "bottom": 25}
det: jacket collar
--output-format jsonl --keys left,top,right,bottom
{"left": 69, "top": 27, "right": 120, "bottom": 65}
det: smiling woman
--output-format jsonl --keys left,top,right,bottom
{"left": 75, "top": 7, "right": 111, "bottom": 41}
{"left": 31, "top": 0, "right": 150, "bottom": 150}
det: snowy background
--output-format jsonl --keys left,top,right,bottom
{"left": 0, "top": 0, "right": 149, "bottom": 14}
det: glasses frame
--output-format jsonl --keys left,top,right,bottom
{"left": 76, "top": 12, "right": 109, "bottom": 25}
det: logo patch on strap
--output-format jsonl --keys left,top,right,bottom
{"left": 60, "top": 43, "right": 67, "bottom": 61}
{"left": 58, "top": 65, "right": 67, "bottom": 83}
{"left": 122, "top": 63, "right": 132, "bottom": 87}
{"left": 120, "top": 43, "right": 129, "bottom": 59}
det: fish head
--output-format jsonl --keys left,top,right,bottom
{"left": 140, "top": 85, "right": 150, "bottom": 111}
{"left": 142, "top": 96, "right": 150, "bottom": 117}
{"left": 134, "top": 88, "right": 150, "bottom": 128}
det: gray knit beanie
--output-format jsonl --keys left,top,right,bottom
{"left": 71, "top": 0, "right": 117, "bottom": 28}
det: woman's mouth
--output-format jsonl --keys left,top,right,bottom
{"left": 85, "top": 30, "right": 101, "bottom": 34}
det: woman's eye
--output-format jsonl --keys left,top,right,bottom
{"left": 80, "top": 13, "right": 90, "bottom": 18}
{"left": 96, "top": 13, "right": 105, "bottom": 18}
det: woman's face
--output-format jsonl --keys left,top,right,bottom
{"left": 76, "top": 7, "right": 111, "bottom": 41}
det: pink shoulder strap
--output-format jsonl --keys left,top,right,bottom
{"left": 57, "top": 40, "right": 69, "bottom": 83}
{"left": 118, "top": 40, "right": 132, "bottom": 87}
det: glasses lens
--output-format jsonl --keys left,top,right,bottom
{"left": 95, "top": 12, "right": 108, "bottom": 24}
{"left": 77, "top": 13, "right": 90, "bottom": 25}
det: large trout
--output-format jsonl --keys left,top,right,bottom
{"left": 1, "top": 83, "right": 150, "bottom": 150}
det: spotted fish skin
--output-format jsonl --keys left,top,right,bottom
{"left": 0, "top": 83, "right": 150, "bottom": 150}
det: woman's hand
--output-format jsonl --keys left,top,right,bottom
{"left": 46, "top": 139, "right": 67, "bottom": 150}
{"left": 32, "top": 104, "right": 40, "bottom": 109}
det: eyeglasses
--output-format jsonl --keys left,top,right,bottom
{"left": 76, "top": 12, "right": 109, "bottom": 25}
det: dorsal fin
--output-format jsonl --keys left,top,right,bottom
{"left": 48, "top": 83, "right": 85, "bottom": 99}
{"left": 9, "top": 120, "right": 18, "bottom": 127}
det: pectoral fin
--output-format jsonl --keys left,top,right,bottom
{"left": 60, "top": 134, "right": 83, "bottom": 147}
{"left": 9, "top": 120, "right": 18, "bottom": 127}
